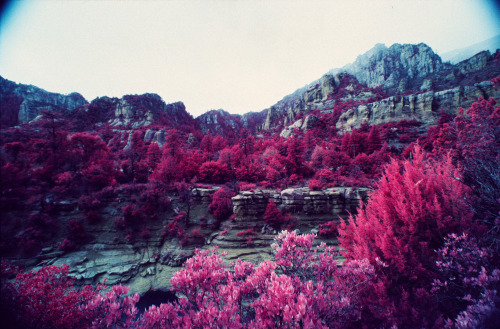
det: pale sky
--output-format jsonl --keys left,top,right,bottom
{"left": 0, "top": 0, "right": 499, "bottom": 117}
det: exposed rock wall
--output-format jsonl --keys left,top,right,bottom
{"left": 27, "top": 188, "right": 219, "bottom": 296}
{"left": 303, "top": 75, "right": 337, "bottom": 109}
{"left": 109, "top": 94, "right": 193, "bottom": 129}
{"left": 280, "top": 115, "right": 319, "bottom": 138}
{"left": 456, "top": 50, "right": 490, "bottom": 74}
{"left": 0, "top": 75, "right": 88, "bottom": 124}
{"left": 20, "top": 187, "right": 368, "bottom": 297}
{"left": 336, "top": 80, "right": 500, "bottom": 131}
{"left": 210, "top": 187, "right": 369, "bottom": 255}
{"left": 340, "top": 43, "right": 447, "bottom": 94}
{"left": 232, "top": 187, "right": 368, "bottom": 221}
{"left": 262, "top": 45, "right": 500, "bottom": 136}
{"left": 196, "top": 109, "right": 243, "bottom": 136}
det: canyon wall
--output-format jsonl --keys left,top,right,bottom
{"left": 20, "top": 187, "right": 367, "bottom": 297}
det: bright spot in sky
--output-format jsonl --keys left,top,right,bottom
{"left": 0, "top": 0, "right": 499, "bottom": 117}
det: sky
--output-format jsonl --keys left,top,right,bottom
{"left": 0, "top": 0, "right": 499, "bottom": 117}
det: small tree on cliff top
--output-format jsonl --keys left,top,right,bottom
{"left": 208, "top": 187, "right": 235, "bottom": 221}
{"left": 263, "top": 199, "right": 285, "bottom": 228}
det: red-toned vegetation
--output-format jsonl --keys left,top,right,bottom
{"left": 1, "top": 74, "right": 499, "bottom": 328}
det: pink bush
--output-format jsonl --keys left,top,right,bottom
{"left": 308, "top": 179, "right": 325, "bottom": 191}
{"left": 208, "top": 187, "right": 235, "bottom": 221}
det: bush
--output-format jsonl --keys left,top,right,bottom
{"left": 339, "top": 145, "right": 474, "bottom": 328}
{"left": 263, "top": 199, "right": 286, "bottom": 228}
{"left": 318, "top": 221, "right": 337, "bottom": 237}
{"left": 308, "top": 179, "right": 325, "bottom": 191}
{"left": 138, "top": 231, "right": 376, "bottom": 328}
{"left": 85, "top": 210, "right": 100, "bottom": 224}
{"left": 122, "top": 204, "right": 144, "bottom": 226}
{"left": 208, "top": 187, "right": 235, "bottom": 221}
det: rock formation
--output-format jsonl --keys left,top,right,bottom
{"left": 0, "top": 75, "right": 88, "bottom": 125}
{"left": 336, "top": 80, "right": 500, "bottom": 131}
{"left": 280, "top": 115, "right": 320, "bottom": 138}
{"left": 196, "top": 109, "right": 243, "bottom": 136}
{"left": 12, "top": 187, "right": 367, "bottom": 296}
{"left": 339, "top": 43, "right": 447, "bottom": 94}
{"left": 109, "top": 94, "right": 194, "bottom": 129}
{"left": 260, "top": 44, "right": 500, "bottom": 136}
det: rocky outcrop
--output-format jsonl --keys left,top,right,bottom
{"left": 240, "top": 111, "right": 267, "bottom": 132}
{"left": 144, "top": 128, "right": 167, "bottom": 147}
{"left": 196, "top": 109, "right": 243, "bottom": 136}
{"left": 336, "top": 80, "right": 500, "bottom": 131}
{"left": 280, "top": 115, "right": 319, "bottom": 138}
{"left": 17, "top": 187, "right": 221, "bottom": 296}
{"left": 455, "top": 50, "right": 490, "bottom": 74}
{"left": 0, "top": 75, "right": 88, "bottom": 125}
{"left": 17, "top": 186, "right": 368, "bottom": 296}
{"left": 194, "top": 109, "right": 268, "bottom": 137}
{"left": 304, "top": 75, "right": 337, "bottom": 109}
{"left": 280, "top": 119, "right": 303, "bottom": 138}
{"left": 261, "top": 87, "right": 307, "bottom": 130}
{"left": 232, "top": 187, "right": 368, "bottom": 221}
{"left": 109, "top": 94, "right": 194, "bottom": 129}
{"left": 210, "top": 187, "right": 369, "bottom": 255}
{"left": 262, "top": 44, "right": 500, "bottom": 136}
{"left": 261, "top": 107, "right": 281, "bottom": 130}
{"left": 111, "top": 98, "right": 152, "bottom": 128}
{"left": 339, "top": 43, "right": 447, "bottom": 94}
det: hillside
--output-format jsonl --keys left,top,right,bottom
{"left": 1, "top": 42, "right": 500, "bottom": 328}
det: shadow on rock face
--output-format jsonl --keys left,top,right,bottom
{"left": 136, "top": 289, "right": 178, "bottom": 314}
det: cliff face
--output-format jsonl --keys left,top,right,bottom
{"left": 14, "top": 187, "right": 366, "bottom": 296}
{"left": 210, "top": 187, "right": 368, "bottom": 253}
{"left": 260, "top": 44, "right": 500, "bottom": 136}
{"left": 0, "top": 77, "right": 197, "bottom": 130}
{"left": 196, "top": 109, "right": 243, "bottom": 136}
{"left": 109, "top": 94, "right": 194, "bottom": 129}
{"left": 340, "top": 43, "right": 447, "bottom": 94}
{"left": 232, "top": 187, "right": 368, "bottom": 221}
{"left": 336, "top": 80, "right": 500, "bottom": 131}
{"left": 0, "top": 76, "right": 88, "bottom": 125}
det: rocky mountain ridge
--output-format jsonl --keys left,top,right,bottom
{"left": 336, "top": 80, "right": 500, "bottom": 132}
{"left": 441, "top": 33, "right": 500, "bottom": 64}
{"left": 0, "top": 76, "right": 88, "bottom": 126}
{"left": 259, "top": 45, "right": 500, "bottom": 136}
{"left": 1, "top": 41, "right": 499, "bottom": 141}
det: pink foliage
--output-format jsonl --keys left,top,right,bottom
{"left": 433, "top": 233, "right": 500, "bottom": 328}
{"left": 339, "top": 145, "right": 475, "bottom": 327}
{"left": 0, "top": 263, "right": 139, "bottom": 329}
{"left": 318, "top": 221, "right": 337, "bottom": 237}
{"left": 263, "top": 199, "right": 286, "bottom": 228}
{"left": 308, "top": 179, "right": 325, "bottom": 191}
{"left": 208, "top": 187, "right": 235, "bottom": 221}
{"left": 137, "top": 231, "right": 375, "bottom": 328}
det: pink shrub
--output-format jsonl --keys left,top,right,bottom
{"left": 308, "top": 179, "right": 325, "bottom": 191}
{"left": 318, "top": 221, "right": 337, "bottom": 237}
{"left": 208, "top": 187, "right": 235, "bottom": 221}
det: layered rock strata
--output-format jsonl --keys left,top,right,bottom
{"left": 210, "top": 187, "right": 369, "bottom": 250}
{"left": 21, "top": 187, "right": 367, "bottom": 297}
{"left": 336, "top": 80, "right": 500, "bottom": 131}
